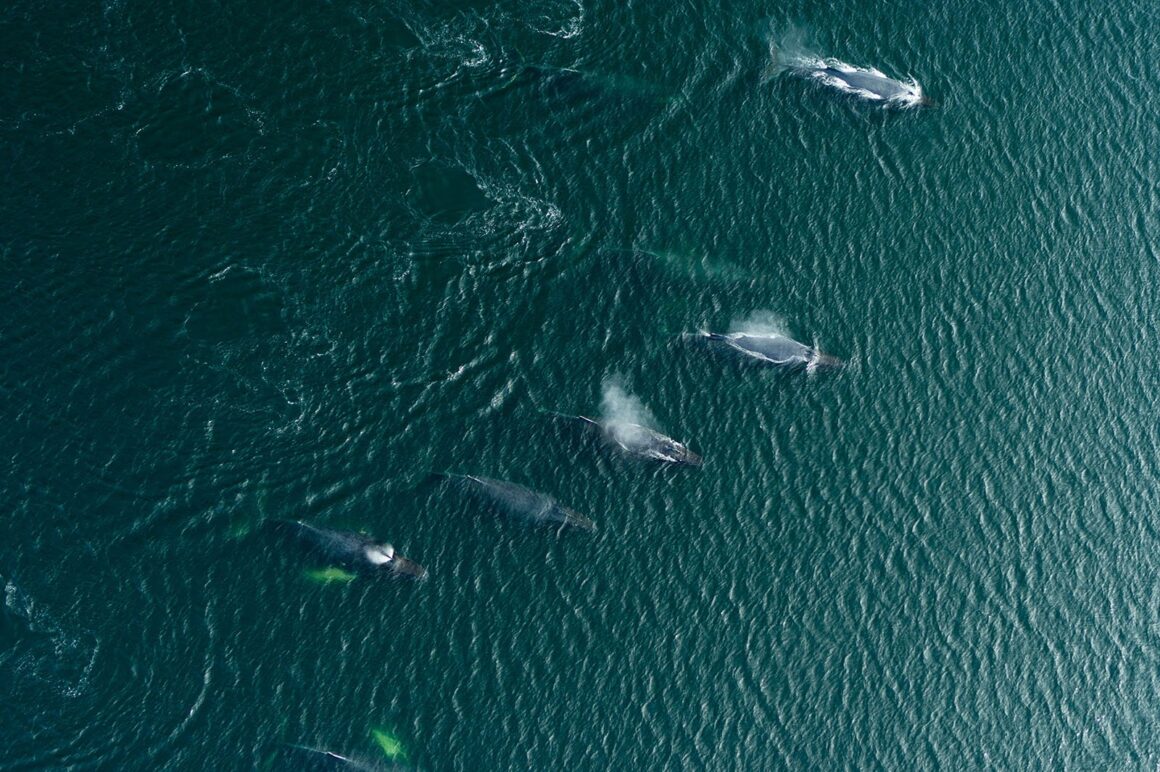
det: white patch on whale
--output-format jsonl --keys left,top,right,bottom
{"left": 365, "top": 544, "right": 395, "bottom": 565}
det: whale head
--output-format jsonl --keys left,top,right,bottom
{"left": 648, "top": 438, "right": 703, "bottom": 466}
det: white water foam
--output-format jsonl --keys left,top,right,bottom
{"left": 528, "top": 0, "right": 585, "bottom": 39}
{"left": 600, "top": 380, "right": 657, "bottom": 447}
{"left": 729, "top": 310, "right": 789, "bottom": 337}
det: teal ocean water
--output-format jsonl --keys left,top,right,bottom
{"left": 4, "top": 0, "right": 1160, "bottom": 768}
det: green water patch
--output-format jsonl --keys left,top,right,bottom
{"left": 371, "top": 727, "right": 407, "bottom": 761}
{"left": 225, "top": 482, "right": 270, "bottom": 540}
{"left": 305, "top": 567, "right": 357, "bottom": 584}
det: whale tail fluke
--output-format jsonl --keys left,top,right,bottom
{"left": 807, "top": 346, "right": 843, "bottom": 372}
{"left": 762, "top": 41, "right": 789, "bottom": 83}
{"left": 423, "top": 470, "right": 454, "bottom": 487}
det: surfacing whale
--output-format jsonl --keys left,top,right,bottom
{"left": 550, "top": 413, "right": 702, "bottom": 466}
{"left": 439, "top": 474, "right": 596, "bottom": 532}
{"left": 698, "top": 331, "right": 842, "bottom": 371}
{"left": 269, "top": 520, "right": 427, "bottom": 580}
{"left": 778, "top": 53, "right": 931, "bottom": 107}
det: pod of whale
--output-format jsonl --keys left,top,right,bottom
{"left": 438, "top": 473, "right": 596, "bottom": 532}
{"left": 269, "top": 520, "right": 427, "bottom": 580}
{"left": 697, "top": 330, "right": 842, "bottom": 371}
{"left": 550, "top": 412, "right": 702, "bottom": 466}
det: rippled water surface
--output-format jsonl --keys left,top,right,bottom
{"left": 4, "top": 0, "right": 1160, "bottom": 768}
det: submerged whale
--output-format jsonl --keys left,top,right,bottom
{"left": 780, "top": 54, "right": 932, "bottom": 107}
{"left": 698, "top": 331, "right": 842, "bottom": 371}
{"left": 280, "top": 744, "right": 383, "bottom": 771}
{"left": 279, "top": 744, "right": 411, "bottom": 771}
{"left": 550, "top": 413, "right": 702, "bottom": 466}
{"left": 269, "top": 520, "right": 427, "bottom": 580}
{"left": 439, "top": 474, "right": 596, "bottom": 532}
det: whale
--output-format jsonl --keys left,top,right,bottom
{"left": 439, "top": 474, "right": 596, "bottom": 532}
{"left": 698, "top": 331, "right": 842, "bottom": 371}
{"left": 549, "top": 412, "right": 702, "bottom": 466}
{"left": 280, "top": 744, "right": 383, "bottom": 771}
{"left": 279, "top": 744, "right": 412, "bottom": 771}
{"left": 778, "top": 53, "right": 932, "bottom": 107}
{"left": 268, "top": 520, "right": 427, "bottom": 580}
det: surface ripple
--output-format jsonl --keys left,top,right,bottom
{"left": 5, "top": 0, "right": 1160, "bottom": 768}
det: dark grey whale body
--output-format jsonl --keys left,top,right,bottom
{"left": 701, "top": 331, "right": 842, "bottom": 370}
{"left": 552, "top": 413, "right": 702, "bottom": 466}
{"left": 441, "top": 474, "right": 595, "bottom": 532}
{"left": 269, "top": 520, "right": 427, "bottom": 579}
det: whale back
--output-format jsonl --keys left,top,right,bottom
{"left": 272, "top": 520, "right": 370, "bottom": 562}
{"left": 820, "top": 67, "right": 908, "bottom": 100}
{"left": 605, "top": 423, "right": 702, "bottom": 465}
{"left": 729, "top": 333, "right": 813, "bottom": 366}
{"left": 454, "top": 476, "right": 595, "bottom": 531}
